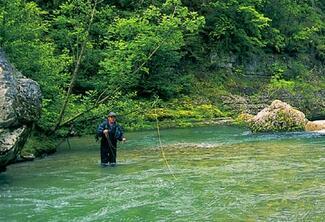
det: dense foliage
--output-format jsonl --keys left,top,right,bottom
{"left": 0, "top": 0, "right": 324, "bottom": 136}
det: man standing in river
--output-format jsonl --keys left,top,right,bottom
{"left": 97, "top": 112, "right": 125, "bottom": 167}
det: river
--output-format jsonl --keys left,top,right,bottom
{"left": 0, "top": 126, "right": 324, "bottom": 221}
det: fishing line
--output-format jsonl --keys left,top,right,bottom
{"left": 152, "top": 97, "right": 177, "bottom": 180}
{"left": 147, "top": 6, "right": 179, "bottom": 180}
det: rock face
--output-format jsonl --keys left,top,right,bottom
{"left": 0, "top": 50, "right": 41, "bottom": 172}
{"left": 221, "top": 94, "right": 268, "bottom": 115}
{"left": 249, "top": 100, "right": 307, "bottom": 132}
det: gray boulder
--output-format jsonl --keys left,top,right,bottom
{"left": 0, "top": 50, "right": 41, "bottom": 171}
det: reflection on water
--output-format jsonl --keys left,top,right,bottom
{"left": 0, "top": 126, "right": 324, "bottom": 221}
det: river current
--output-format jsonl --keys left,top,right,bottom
{"left": 0, "top": 126, "right": 324, "bottom": 221}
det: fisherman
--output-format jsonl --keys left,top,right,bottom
{"left": 97, "top": 112, "right": 125, "bottom": 167}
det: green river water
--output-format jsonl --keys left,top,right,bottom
{"left": 0, "top": 126, "right": 324, "bottom": 221}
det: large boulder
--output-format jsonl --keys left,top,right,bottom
{"left": 0, "top": 50, "right": 41, "bottom": 172}
{"left": 249, "top": 100, "right": 307, "bottom": 132}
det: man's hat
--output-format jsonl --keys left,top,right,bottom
{"left": 108, "top": 112, "right": 117, "bottom": 117}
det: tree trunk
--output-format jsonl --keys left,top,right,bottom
{"left": 53, "top": 0, "right": 98, "bottom": 132}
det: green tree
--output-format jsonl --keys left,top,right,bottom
{"left": 262, "top": 0, "right": 324, "bottom": 54}
{"left": 99, "top": 0, "right": 205, "bottom": 99}
{"left": 51, "top": 0, "right": 100, "bottom": 131}
{"left": 0, "top": 0, "right": 71, "bottom": 132}
{"left": 202, "top": 0, "right": 282, "bottom": 54}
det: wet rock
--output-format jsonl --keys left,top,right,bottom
{"left": 249, "top": 100, "right": 307, "bottom": 132}
{"left": 305, "top": 120, "right": 325, "bottom": 132}
{"left": 15, "top": 153, "right": 35, "bottom": 163}
{"left": 0, "top": 50, "right": 41, "bottom": 171}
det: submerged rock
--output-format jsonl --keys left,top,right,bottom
{"left": 249, "top": 100, "right": 307, "bottom": 132}
{"left": 0, "top": 50, "right": 41, "bottom": 172}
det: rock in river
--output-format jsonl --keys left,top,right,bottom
{"left": 0, "top": 50, "right": 41, "bottom": 172}
{"left": 249, "top": 100, "right": 307, "bottom": 133}
{"left": 305, "top": 120, "right": 325, "bottom": 134}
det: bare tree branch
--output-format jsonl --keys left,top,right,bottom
{"left": 53, "top": 0, "right": 98, "bottom": 132}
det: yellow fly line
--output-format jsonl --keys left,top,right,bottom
{"left": 152, "top": 98, "right": 177, "bottom": 180}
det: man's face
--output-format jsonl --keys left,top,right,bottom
{"left": 108, "top": 116, "right": 116, "bottom": 123}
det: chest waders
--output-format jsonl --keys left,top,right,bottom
{"left": 100, "top": 126, "right": 117, "bottom": 166}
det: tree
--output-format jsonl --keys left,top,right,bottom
{"left": 0, "top": 0, "right": 71, "bottom": 132}
{"left": 52, "top": 0, "right": 99, "bottom": 131}
{"left": 99, "top": 0, "right": 205, "bottom": 99}
{"left": 202, "top": 0, "right": 280, "bottom": 54}
{"left": 262, "top": 0, "right": 324, "bottom": 54}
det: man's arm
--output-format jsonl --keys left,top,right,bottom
{"left": 97, "top": 121, "right": 107, "bottom": 137}
{"left": 115, "top": 125, "right": 125, "bottom": 141}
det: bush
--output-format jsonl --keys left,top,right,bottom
{"left": 22, "top": 134, "right": 57, "bottom": 157}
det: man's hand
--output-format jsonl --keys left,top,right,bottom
{"left": 122, "top": 137, "right": 126, "bottom": 143}
{"left": 103, "top": 129, "right": 109, "bottom": 137}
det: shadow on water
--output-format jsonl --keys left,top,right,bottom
{"left": 0, "top": 125, "right": 324, "bottom": 221}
